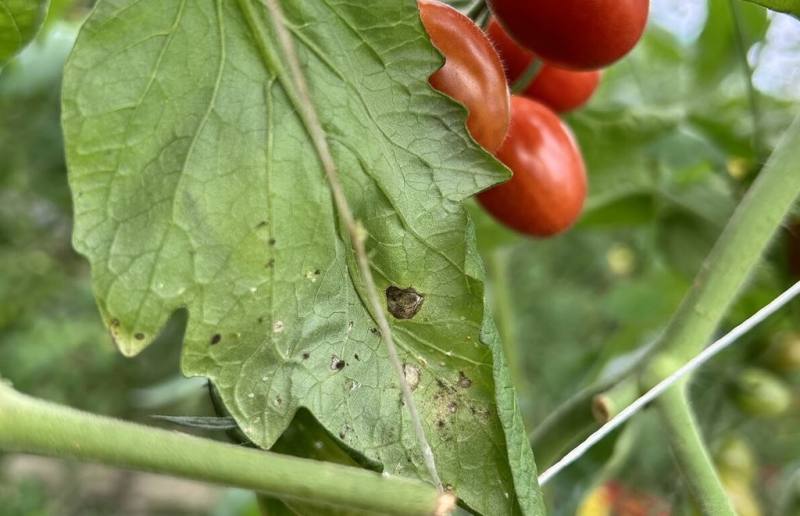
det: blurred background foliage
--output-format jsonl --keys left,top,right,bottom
{"left": 1, "top": 0, "right": 799, "bottom": 514}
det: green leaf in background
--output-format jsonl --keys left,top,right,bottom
{"left": 62, "top": 0, "right": 543, "bottom": 513}
{"left": 743, "top": 0, "right": 800, "bottom": 16}
{"left": 0, "top": 0, "right": 49, "bottom": 66}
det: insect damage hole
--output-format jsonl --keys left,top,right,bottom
{"left": 385, "top": 286, "right": 425, "bottom": 320}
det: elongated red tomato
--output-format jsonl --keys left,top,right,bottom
{"left": 488, "top": 0, "right": 649, "bottom": 70}
{"left": 486, "top": 18, "right": 600, "bottom": 113}
{"left": 478, "top": 96, "right": 587, "bottom": 237}
{"left": 419, "top": 0, "right": 510, "bottom": 152}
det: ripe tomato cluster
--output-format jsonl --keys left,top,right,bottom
{"left": 419, "top": 0, "right": 649, "bottom": 237}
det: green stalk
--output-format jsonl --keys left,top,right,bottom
{"left": 0, "top": 382, "right": 452, "bottom": 516}
{"left": 641, "top": 114, "right": 800, "bottom": 509}
{"left": 510, "top": 60, "right": 542, "bottom": 94}
{"left": 648, "top": 113, "right": 800, "bottom": 367}
{"left": 657, "top": 385, "right": 735, "bottom": 515}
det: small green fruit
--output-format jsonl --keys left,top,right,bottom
{"left": 733, "top": 368, "right": 793, "bottom": 417}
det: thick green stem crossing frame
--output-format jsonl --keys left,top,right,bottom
{"left": 534, "top": 113, "right": 800, "bottom": 510}
{"left": 0, "top": 381, "right": 452, "bottom": 515}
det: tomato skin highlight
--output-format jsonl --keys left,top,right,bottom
{"left": 419, "top": 0, "right": 510, "bottom": 152}
{"left": 486, "top": 18, "right": 600, "bottom": 113}
{"left": 478, "top": 96, "right": 587, "bottom": 237}
{"left": 488, "top": 0, "right": 649, "bottom": 70}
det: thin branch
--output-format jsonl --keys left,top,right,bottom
{"left": 729, "top": 0, "right": 765, "bottom": 158}
{"left": 657, "top": 385, "right": 735, "bottom": 515}
{"left": 0, "top": 383, "right": 453, "bottom": 516}
{"left": 464, "top": 0, "right": 487, "bottom": 21}
{"left": 259, "top": 0, "right": 442, "bottom": 490}
{"left": 510, "top": 59, "right": 542, "bottom": 94}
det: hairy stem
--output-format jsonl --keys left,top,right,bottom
{"left": 0, "top": 382, "right": 452, "bottom": 516}
{"left": 640, "top": 114, "right": 800, "bottom": 506}
{"left": 540, "top": 113, "right": 800, "bottom": 486}
{"left": 510, "top": 59, "right": 542, "bottom": 94}
{"left": 648, "top": 113, "right": 800, "bottom": 368}
{"left": 257, "top": 0, "right": 442, "bottom": 490}
{"left": 657, "top": 385, "right": 735, "bottom": 515}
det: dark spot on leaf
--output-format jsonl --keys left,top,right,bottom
{"left": 314, "top": 269, "right": 321, "bottom": 275}
{"left": 354, "top": 353, "right": 360, "bottom": 361}
{"left": 369, "top": 327, "right": 380, "bottom": 336}
{"left": 385, "top": 286, "right": 424, "bottom": 320}
{"left": 339, "top": 431, "right": 346, "bottom": 439}
{"left": 330, "top": 355, "right": 346, "bottom": 371}
{"left": 257, "top": 317, "right": 264, "bottom": 323}
{"left": 436, "top": 419, "right": 445, "bottom": 429}
{"left": 458, "top": 371, "right": 472, "bottom": 389}
{"left": 210, "top": 334, "right": 222, "bottom": 345}
{"left": 268, "top": 238, "right": 276, "bottom": 246}
{"left": 256, "top": 221, "right": 267, "bottom": 228}
{"left": 302, "top": 352, "right": 310, "bottom": 360}
{"left": 265, "top": 259, "right": 274, "bottom": 268}
{"left": 110, "top": 318, "right": 120, "bottom": 327}
{"left": 134, "top": 333, "right": 145, "bottom": 340}
{"left": 275, "top": 395, "right": 282, "bottom": 406}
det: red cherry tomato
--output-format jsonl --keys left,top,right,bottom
{"left": 488, "top": 0, "right": 649, "bottom": 70}
{"left": 478, "top": 96, "right": 587, "bottom": 237}
{"left": 419, "top": 0, "right": 510, "bottom": 152}
{"left": 486, "top": 18, "right": 600, "bottom": 113}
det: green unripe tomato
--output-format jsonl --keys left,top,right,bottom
{"left": 714, "top": 435, "right": 757, "bottom": 482}
{"left": 763, "top": 331, "right": 800, "bottom": 374}
{"left": 719, "top": 475, "right": 763, "bottom": 516}
{"left": 733, "top": 368, "right": 793, "bottom": 417}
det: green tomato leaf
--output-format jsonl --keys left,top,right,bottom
{"left": 0, "top": 0, "right": 49, "bottom": 66}
{"left": 742, "top": 0, "right": 800, "bottom": 16}
{"left": 568, "top": 107, "right": 681, "bottom": 215}
{"left": 62, "top": 0, "right": 544, "bottom": 514}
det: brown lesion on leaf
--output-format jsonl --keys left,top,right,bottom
{"left": 330, "top": 355, "right": 346, "bottom": 371}
{"left": 457, "top": 371, "right": 472, "bottom": 389}
{"left": 385, "top": 286, "right": 424, "bottom": 320}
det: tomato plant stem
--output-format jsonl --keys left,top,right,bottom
{"left": 648, "top": 113, "right": 800, "bottom": 367}
{"left": 254, "top": 0, "right": 443, "bottom": 491}
{"left": 729, "top": 0, "right": 764, "bottom": 159}
{"left": 509, "top": 59, "right": 542, "bottom": 94}
{"left": 656, "top": 385, "right": 736, "bottom": 515}
{"left": 0, "top": 382, "right": 452, "bottom": 516}
{"left": 539, "top": 113, "right": 800, "bottom": 490}
{"left": 640, "top": 114, "right": 800, "bottom": 507}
